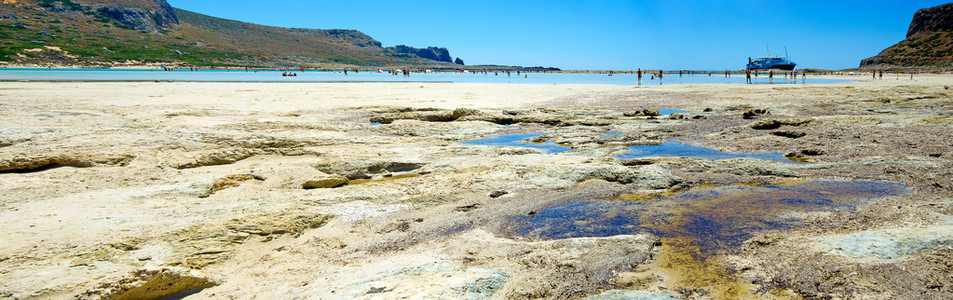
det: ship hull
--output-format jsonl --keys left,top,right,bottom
{"left": 747, "top": 63, "right": 796, "bottom": 71}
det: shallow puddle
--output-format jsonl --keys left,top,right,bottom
{"left": 616, "top": 142, "right": 797, "bottom": 163}
{"left": 658, "top": 109, "right": 688, "bottom": 115}
{"left": 511, "top": 180, "right": 906, "bottom": 247}
{"left": 460, "top": 133, "right": 572, "bottom": 153}
{"left": 504, "top": 180, "right": 908, "bottom": 296}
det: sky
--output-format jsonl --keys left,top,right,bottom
{"left": 166, "top": 0, "right": 952, "bottom": 70}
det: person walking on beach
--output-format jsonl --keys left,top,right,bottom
{"left": 745, "top": 68, "right": 752, "bottom": 84}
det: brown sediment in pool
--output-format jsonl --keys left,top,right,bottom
{"left": 505, "top": 180, "right": 909, "bottom": 297}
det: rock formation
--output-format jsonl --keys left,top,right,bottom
{"left": 40, "top": 0, "right": 179, "bottom": 33}
{"left": 386, "top": 45, "right": 454, "bottom": 63}
{"left": 907, "top": 3, "right": 953, "bottom": 38}
{"left": 861, "top": 2, "right": 953, "bottom": 69}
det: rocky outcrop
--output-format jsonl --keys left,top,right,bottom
{"left": 303, "top": 175, "right": 349, "bottom": 189}
{"left": 907, "top": 3, "right": 953, "bottom": 38}
{"left": 861, "top": 3, "right": 953, "bottom": 69}
{"left": 82, "top": 268, "right": 219, "bottom": 299}
{"left": 43, "top": 0, "right": 179, "bottom": 33}
{"left": 386, "top": 45, "right": 453, "bottom": 63}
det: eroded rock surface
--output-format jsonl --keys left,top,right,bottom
{"left": 2, "top": 80, "right": 953, "bottom": 298}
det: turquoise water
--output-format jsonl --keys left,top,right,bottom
{"left": 0, "top": 68, "right": 850, "bottom": 85}
{"left": 616, "top": 142, "right": 796, "bottom": 163}
{"left": 461, "top": 133, "right": 572, "bottom": 153}
{"left": 657, "top": 109, "right": 688, "bottom": 115}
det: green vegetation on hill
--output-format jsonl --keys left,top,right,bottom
{"left": 0, "top": 0, "right": 460, "bottom": 68}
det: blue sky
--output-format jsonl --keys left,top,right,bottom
{"left": 166, "top": 0, "right": 950, "bottom": 70}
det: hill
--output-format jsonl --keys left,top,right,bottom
{"left": 0, "top": 0, "right": 465, "bottom": 68}
{"left": 860, "top": 2, "right": 953, "bottom": 71}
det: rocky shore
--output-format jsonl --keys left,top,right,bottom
{"left": 1, "top": 77, "right": 952, "bottom": 299}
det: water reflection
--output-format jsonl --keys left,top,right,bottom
{"left": 461, "top": 133, "right": 572, "bottom": 153}
{"left": 509, "top": 180, "right": 908, "bottom": 251}
{"left": 616, "top": 142, "right": 796, "bottom": 163}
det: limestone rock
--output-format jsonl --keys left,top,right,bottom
{"left": 770, "top": 130, "right": 807, "bottom": 138}
{"left": 0, "top": 152, "right": 134, "bottom": 173}
{"left": 313, "top": 161, "right": 425, "bottom": 180}
{"left": 641, "top": 109, "right": 662, "bottom": 117}
{"left": 303, "top": 175, "right": 349, "bottom": 189}
{"left": 742, "top": 108, "right": 770, "bottom": 119}
{"left": 750, "top": 118, "right": 814, "bottom": 130}
{"left": 82, "top": 268, "right": 218, "bottom": 300}
{"left": 173, "top": 148, "right": 254, "bottom": 169}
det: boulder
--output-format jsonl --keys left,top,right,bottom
{"left": 770, "top": 130, "right": 807, "bottom": 138}
{"left": 742, "top": 108, "right": 770, "bottom": 119}
{"left": 303, "top": 175, "right": 349, "bottom": 189}
{"left": 750, "top": 118, "right": 814, "bottom": 130}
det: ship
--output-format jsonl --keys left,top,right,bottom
{"left": 747, "top": 47, "right": 797, "bottom": 70}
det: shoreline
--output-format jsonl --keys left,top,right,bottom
{"left": 2, "top": 63, "right": 940, "bottom": 75}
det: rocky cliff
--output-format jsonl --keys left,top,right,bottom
{"left": 907, "top": 3, "right": 953, "bottom": 38}
{"left": 386, "top": 45, "right": 453, "bottom": 63}
{"left": 40, "top": 0, "right": 178, "bottom": 32}
{"left": 860, "top": 2, "right": 953, "bottom": 69}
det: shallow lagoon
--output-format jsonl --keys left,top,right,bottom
{"left": 0, "top": 68, "right": 851, "bottom": 85}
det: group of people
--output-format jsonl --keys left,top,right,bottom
{"left": 744, "top": 69, "right": 807, "bottom": 84}
{"left": 635, "top": 68, "right": 665, "bottom": 85}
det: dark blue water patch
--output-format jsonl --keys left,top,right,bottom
{"left": 615, "top": 142, "right": 796, "bottom": 163}
{"left": 507, "top": 180, "right": 909, "bottom": 252}
{"left": 460, "top": 133, "right": 572, "bottom": 154}
{"left": 658, "top": 109, "right": 688, "bottom": 115}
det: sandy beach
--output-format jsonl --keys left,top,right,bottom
{"left": 2, "top": 76, "right": 952, "bottom": 299}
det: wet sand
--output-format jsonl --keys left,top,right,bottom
{"left": 1, "top": 76, "right": 952, "bottom": 299}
